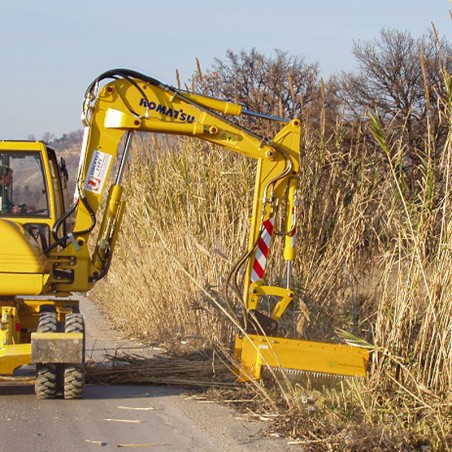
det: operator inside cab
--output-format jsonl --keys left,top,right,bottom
{"left": 0, "top": 154, "right": 49, "bottom": 217}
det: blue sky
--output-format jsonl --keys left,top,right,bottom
{"left": 0, "top": 0, "right": 450, "bottom": 139}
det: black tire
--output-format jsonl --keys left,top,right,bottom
{"left": 35, "top": 306, "right": 58, "bottom": 399}
{"left": 37, "top": 304, "right": 58, "bottom": 329}
{"left": 35, "top": 364, "right": 57, "bottom": 399}
{"left": 64, "top": 312, "right": 85, "bottom": 399}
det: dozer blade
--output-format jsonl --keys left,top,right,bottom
{"left": 234, "top": 333, "right": 369, "bottom": 383}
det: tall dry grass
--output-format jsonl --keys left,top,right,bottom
{"left": 92, "top": 135, "right": 254, "bottom": 346}
{"left": 91, "top": 75, "right": 451, "bottom": 448}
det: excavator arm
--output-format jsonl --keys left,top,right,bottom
{"left": 50, "top": 69, "right": 368, "bottom": 381}
{"left": 52, "top": 69, "right": 300, "bottom": 297}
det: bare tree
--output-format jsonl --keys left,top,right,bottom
{"left": 338, "top": 29, "right": 451, "bottom": 150}
{"left": 48, "top": 130, "right": 84, "bottom": 150}
{"left": 41, "top": 132, "right": 55, "bottom": 143}
{"left": 191, "top": 49, "right": 320, "bottom": 134}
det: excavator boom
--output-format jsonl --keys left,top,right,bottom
{"left": 0, "top": 69, "right": 369, "bottom": 395}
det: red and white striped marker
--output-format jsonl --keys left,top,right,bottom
{"left": 290, "top": 206, "right": 297, "bottom": 248}
{"left": 250, "top": 217, "right": 275, "bottom": 283}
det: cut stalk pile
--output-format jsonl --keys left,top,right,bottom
{"left": 86, "top": 351, "right": 236, "bottom": 388}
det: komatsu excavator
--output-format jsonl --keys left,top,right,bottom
{"left": 0, "top": 69, "right": 369, "bottom": 398}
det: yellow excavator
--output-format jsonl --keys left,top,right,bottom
{"left": 0, "top": 69, "right": 369, "bottom": 398}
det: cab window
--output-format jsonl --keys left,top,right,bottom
{"left": 0, "top": 152, "right": 49, "bottom": 217}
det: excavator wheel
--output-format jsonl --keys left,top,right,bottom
{"left": 35, "top": 305, "right": 58, "bottom": 399}
{"left": 63, "top": 311, "right": 85, "bottom": 399}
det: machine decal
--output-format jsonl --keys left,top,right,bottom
{"left": 84, "top": 150, "right": 112, "bottom": 194}
{"left": 218, "top": 130, "right": 239, "bottom": 144}
{"left": 139, "top": 98, "right": 195, "bottom": 123}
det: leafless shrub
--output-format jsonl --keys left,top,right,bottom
{"left": 191, "top": 49, "right": 320, "bottom": 135}
{"left": 338, "top": 29, "right": 451, "bottom": 161}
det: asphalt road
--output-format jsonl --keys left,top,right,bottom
{"left": 0, "top": 297, "right": 295, "bottom": 452}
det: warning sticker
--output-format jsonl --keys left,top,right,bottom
{"left": 218, "top": 130, "right": 239, "bottom": 145}
{"left": 84, "top": 150, "right": 112, "bottom": 194}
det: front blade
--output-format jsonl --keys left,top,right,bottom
{"left": 234, "top": 334, "right": 369, "bottom": 382}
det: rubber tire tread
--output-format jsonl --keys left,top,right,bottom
{"left": 35, "top": 364, "right": 57, "bottom": 399}
{"left": 35, "top": 309, "right": 58, "bottom": 399}
{"left": 64, "top": 313, "right": 85, "bottom": 399}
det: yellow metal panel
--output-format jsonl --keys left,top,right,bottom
{"left": 0, "top": 219, "right": 50, "bottom": 295}
{"left": 235, "top": 334, "right": 369, "bottom": 382}
{"left": 0, "top": 274, "right": 50, "bottom": 297}
{"left": 0, "top": 344, "right": 31, "bottom": 375}
{"left": 0, "top": 141, "right": 44, "bottom": 152}
{"left": 0, "top": 220, "right": 48, "bottom": 273}
{"left": 104, "top": 108, "right": 142, "bottom": 129}
{"left": 179, "top": 92, "right": 243, "bottom": 116}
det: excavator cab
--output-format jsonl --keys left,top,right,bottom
{"left": 0, "top": 141, "right": 69, "bottom": 253}
{"left": 0, "top": 141, "right": 84, "bottom": 399}
{"left": 0, "top": 140, "right": 74, "bottom": 297}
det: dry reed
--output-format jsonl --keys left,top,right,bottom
{"left": 90, "top": 74, "right": 452, "bottom": 449}
{"left": 87, "top": 350, "right": 235, "bottom": 388}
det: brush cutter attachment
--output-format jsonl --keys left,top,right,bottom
{"left": 234, "top": 333, "right": 369, "bottom": 382}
